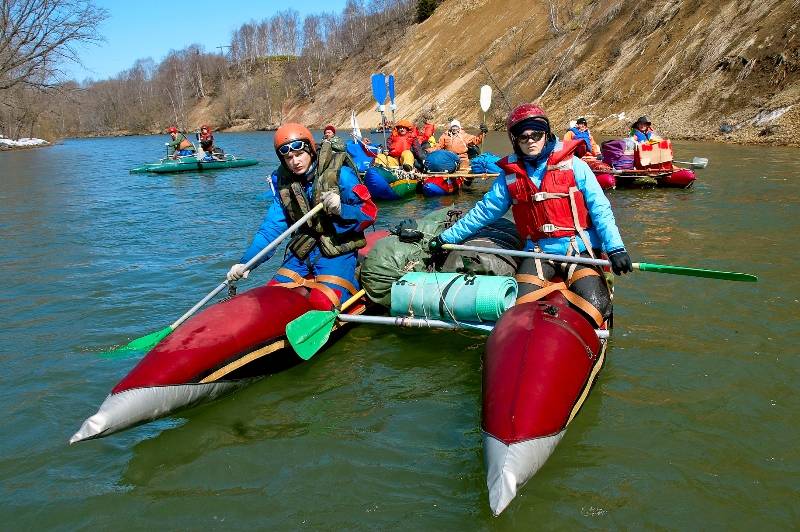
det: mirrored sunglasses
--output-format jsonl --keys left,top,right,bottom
{"left": 517, "top": 131, "right": 545, "bottom": 143}
{"left": 278, "top": 140, "right": 308, "bottom": 155}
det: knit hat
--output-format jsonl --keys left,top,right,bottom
{"left": 323, "top": 124, "right": 336, "bottom": 134}
{"left": 449, "top": 119, "right": 461, "bottom": 129}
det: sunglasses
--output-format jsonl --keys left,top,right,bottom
{"left": 517, "top": 131, "right": 546, "bottom": 143}
{"left": 278, "top": 140, "right": 308, "bottom": 155}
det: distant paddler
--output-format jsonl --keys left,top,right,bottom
{"left": 226, "top": 123, "right": 378, "bottom": 309}
{"left": 429, "top": 103, "right": 633, "bottom": 325}
{"left": 563, "top": 116, "right": 601, "bottom": 156}
{"left": 630, "top": 115, "right": 662, "bottom": 143}
{"left": 166, "top": 126, "right": 196, "bottom": 158}
{"left": 436, "top": 119, "right": 488, "bottom": 171}
{"left": 321, "top": 124, "right": 346, "bottom": 152}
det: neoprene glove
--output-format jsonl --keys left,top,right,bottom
{"left": 480, "top": 124, "right": 489, "bottom": 133}
{"left": 428, "top": 235, "right": 447, "bottom": 255}
{"left": 321, "top": 191, "right": 342, "bottom": 216}
{"left": 226, "top": 263, "right": 250, "bottom": 281}
{"left": 608, "top": 249, "right": 633, "bottom": 275}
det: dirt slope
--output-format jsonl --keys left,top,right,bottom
{"left": 282, "top": 0, "right": 800, "bottom": 146}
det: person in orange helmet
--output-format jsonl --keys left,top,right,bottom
{"left": 226, "top": 123, "right": 378, "bottom": 309}
{"left": 374, "top": 119, "right": 417, "bottom": 171}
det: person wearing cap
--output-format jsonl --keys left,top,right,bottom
{"left": 321, "top": 124, "right": 346, "bottom": 153}
{"left": 563, "top": 117, "right": 600, "bottom": 156}
{"left": 226, "top": 123, "right": 378, "bottom": 308}
{"left": 436, "top": 119, "right": 488, "bottom": 171}
{"left": 166, "top": 126, "right": 196, "bottom": 158}
{"left": 374, "top": 119, "right": 416, "bottom": 171}
{"left": 428, "top": 103, "right": 632, "bottom": 325}
{"left": 630, "top": 115, "right": 661, "bottom": 143}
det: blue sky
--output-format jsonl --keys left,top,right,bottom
{"left": 67, "top": 0, "right": 351, "bottom": 81}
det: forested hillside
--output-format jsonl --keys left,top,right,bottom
{"left": 2, "top": 0, "right": 798, "bottom": 146}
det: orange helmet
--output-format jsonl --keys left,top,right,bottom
{"left": 274, "top": 123, "right": 316, "bottom": 157}
{"left": 395, "top": 119, "right": 414, "bottom": 130}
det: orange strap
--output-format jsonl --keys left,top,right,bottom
{"left": 316, "top": 274, "right": 358, "bottom": 296}
{"left": 514, "top": 272, "right": 604, "bottom": 326}
{"left": 567, "top": 267, "right": 600, "bottom": 286}
{"left": 274, "top": 267, "right": 341, "bottom": 306}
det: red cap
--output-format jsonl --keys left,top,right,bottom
{"left": 167, "top": 126, "right": 178, "bottom": 133}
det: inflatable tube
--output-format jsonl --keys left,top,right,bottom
{"left": 482, "top": 293, "right": 607, "bottom": 515}
{"left": 660, "top": 168, "right": 696, "bottom": 188}
{"left": 421, "top": 175, "right": 461, "bottom": 196}
{"left": 364, "top": 166, "right": 418, "bottom": 200}
{"left": 390, "top": 272, "right": 516, "bottom": 323}
{"left": 594, "top": 172, "right": 617, "bottom": 189}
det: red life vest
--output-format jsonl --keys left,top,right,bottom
{"left": 498, "top": 139, "right": 591, "bottom": 241}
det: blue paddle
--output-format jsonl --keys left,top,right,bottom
{"left": 388, "top": 74, "right": 396, "bottom": 122}
{"left": 370, "top": 73, "right": 389, "bottom": 148}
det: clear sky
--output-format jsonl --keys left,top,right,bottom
{"left": 67, "top": 0, "right": 351, "bottom": 81}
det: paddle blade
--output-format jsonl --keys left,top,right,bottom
{"left": 286, "top": 310, "right": 339, "bottom": 360}
{"left": 634, "top": 262, "right": 757, "bottom": 282}
{"left": 388, "top": 74, "right": 395, "bottom": 104}
{"left": 100, "top": 326, "right": 172, "bottom": 358}
{"left": 371, "top": 73, "right": 387, "bottom": 106}
{"left": 692, "top": 157, "right": 708, "bottom": 168}
{"left": 480, "top": 85, "right": 492, "bottom": 113}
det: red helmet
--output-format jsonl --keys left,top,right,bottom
{"left": 506, "top": 103, "right": 549, "bottom": 135}
{"left": 167, "top": 126, "right": 178, "bottom": 134}
{"left": 274, "top": 123, "right": 316, "bottom": 157}
{"left": 200, "top": 124, "right": 210, "bottom": 132}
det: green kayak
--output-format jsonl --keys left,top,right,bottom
{"left": 130, "top": 154, "right": 259, "bottom": 174}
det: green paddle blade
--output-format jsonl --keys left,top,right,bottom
{"left": 634, "top": 262, "right": 758, "bottom": 282}
{"left": 100, "top": 326, "right": 173, "bottom": 358}
{"left": 286, "top": 310, "right": 339, "bottom": 360}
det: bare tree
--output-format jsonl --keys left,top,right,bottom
{"left": 0, "top": 0, "right": 108, "bottom": 91}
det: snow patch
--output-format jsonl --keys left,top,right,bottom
{"left": 753, "top": 106, "right": 791, "bottom": 126}
{"left": 0, "top": 137, "right": 50, "bottom": 147}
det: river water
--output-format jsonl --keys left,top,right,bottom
{"left": 0, "top": 133, "right": 796, "bottom": 529}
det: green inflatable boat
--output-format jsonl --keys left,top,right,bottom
{"left": 130, "top": 154, "right": 259, "bottom": 174}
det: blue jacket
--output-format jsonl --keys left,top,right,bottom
{"left": 439, "top": 147, "right": 625, "bottom": 255}
{"left": 632, "top": 129, "right": 655, "bottom": 142}
{"left": 568, "top": 127, "right": 593, "bottom": 152}
{"left": 240, "top": 165, "right": 376, "bottom": 266}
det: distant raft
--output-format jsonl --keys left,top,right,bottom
{"left": 130, "top": 154, "right": 258, "bottom": 174}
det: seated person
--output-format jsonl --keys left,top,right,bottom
{"left": 166, "top": 126, "right": 195, "bottom": 158}
{"left": 321, "top": 124, "right": 346, "bottom": 152}
{"left": 437, "top": 119, "right": 488, "bottom": 171}
{"left": 563, "top": 117, "right": 600, "bottom": 156}
{"left": 630, "top": 116, "right": 661, "bottom": 143}
{"left": 374, "top": 119, "right": 416, "bottom": 171}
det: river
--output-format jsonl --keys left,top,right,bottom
{"left": 0, "top": 132, "right": 796, "bottom": 529}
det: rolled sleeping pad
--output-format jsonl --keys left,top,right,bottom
{"left": 390, "top": 272, "right": 517, "bottom": 323}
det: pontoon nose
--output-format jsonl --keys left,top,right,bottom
{"left": 483, "top": 430, "right": 565, "bottom": 516}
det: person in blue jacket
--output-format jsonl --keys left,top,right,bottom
{"left": 227, "top": 123, "right": 378, "bottom": 309}
{"left": 429, "top": 104, "right": 632, "bottom": 325}
{"left": 630, "top": 115, "right": 661, "bottom": 143}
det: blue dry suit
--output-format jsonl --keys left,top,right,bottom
{"left": 568, "top": 127, "right": 593, "bottom": 152}
{"left": 439, "top": 143, "right": 625, "bottom": 256}
{"left": 239, "top": 164, "right": 376, "bottom": 304}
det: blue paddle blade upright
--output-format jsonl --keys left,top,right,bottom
{"left": 371, "top": 73, "right": 387, "bottom": 105}
{"left": 388, "top": 74, "right": 395, "bottom": 105}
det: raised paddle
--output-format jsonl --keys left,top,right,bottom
{"left": 370, "top": 73, "right": 389, "bottom": 148}
{"left": 388, "top": 74, "right": 397, "bottom": 123}
{"left": 442, "top": 244, "right": 758, "bottom": 283}
{"left": 480, "top": 85, "right": 492, "bottom": 125}
{"left": 287, "top": 288, "right": 366, "bottom": 360}
{"left": 103, "top": 203, "right": 326, "bottom": 357}
{"left": 674, "top": 156, "right": 708, "bottom": 169}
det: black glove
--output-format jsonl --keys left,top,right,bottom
{"left": 608, "top": 249, "right": 633, "bottom": 275}
{"left": 428, "top": 235, "right": 447, "bottom": 255}
{"left": 480, "top": 123, "right": 489, "bottom": 133}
